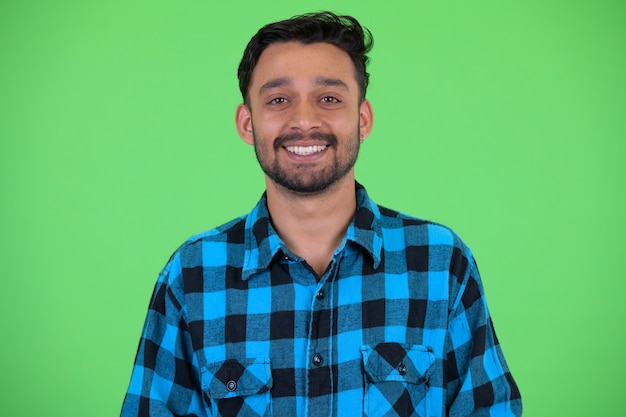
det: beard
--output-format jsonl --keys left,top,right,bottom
{"left": 253, "top": 128, "right": 361, "bottom": 194}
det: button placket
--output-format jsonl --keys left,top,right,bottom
{"left": 305, "top": 257, "right": 343, "bottom": 417}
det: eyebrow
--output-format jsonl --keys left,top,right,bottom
{"left": 315, "top": 76, "right": 349, "bottom": 91}
{"left": 258, "top": 77, "right": 292, "bottom": 96}
{"left": 257, "top": 76, "right": 350, "bottom": 96}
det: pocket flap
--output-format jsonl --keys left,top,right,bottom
{"left": 202, "top": 358, "right": 273, "bottom": 399}
{"left": 361, "top": 343, "right": 434, "bottom": 384}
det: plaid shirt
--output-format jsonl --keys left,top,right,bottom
{"left": 121, "top": 183, "right": 521, "bottom": 416}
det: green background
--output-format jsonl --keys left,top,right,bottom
{"left": 1, "top": 0, "right": 624, "bottom": 415}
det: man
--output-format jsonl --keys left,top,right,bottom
{"left": 121, "top": 11, "right": 522, "bottom": 417}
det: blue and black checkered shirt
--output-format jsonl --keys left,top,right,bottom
{"left": 121, "top": 183, "right": 522, "bottom": 416}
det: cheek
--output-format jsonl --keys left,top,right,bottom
{"left": 253, "top": 115, "right": 285, "bottom": 136}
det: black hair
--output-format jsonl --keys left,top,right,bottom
{"left": 237, "top": 11, "right": 373, "bottom": 103}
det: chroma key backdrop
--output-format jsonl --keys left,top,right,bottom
{"left": 1, "top": 0, "right": 624, "bottom": 416}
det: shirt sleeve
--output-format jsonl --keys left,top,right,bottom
{"left": 121, "top": 254, "right": 209, "bottom": 417}
{"left": 444, "top": 255, "right": 522, "bottom": 416}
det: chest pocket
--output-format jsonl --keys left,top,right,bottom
{"left": 361, "top": 343, "right": 434, "bottom": 417}
{"left": 202, "top": 358, "right": 273, "bottom": 417}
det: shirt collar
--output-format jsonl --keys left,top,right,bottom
{"left": 242, "top": 182, "right": 383, "bottom": 280}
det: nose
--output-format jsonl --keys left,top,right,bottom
{"left": 289, "top": 100, "right": 322, "bottom": 131}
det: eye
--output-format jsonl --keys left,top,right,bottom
{"left": 321, "top": 96, "right": 340, "bottom": 104}
{"left": 268, "top": 97, "right": 287, "bottom": 105}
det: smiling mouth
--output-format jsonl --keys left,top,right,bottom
{"left": 284, "top": 145, "right": 328, "bottom": 156}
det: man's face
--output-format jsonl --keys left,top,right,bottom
{"left": 236, "top": 41, "right": 373, "bottom": 194}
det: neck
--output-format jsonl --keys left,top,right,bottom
{"left": 265, "top": 174, "right": 357, "bottom": 277}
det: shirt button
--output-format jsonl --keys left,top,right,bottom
{"left": 316, "top": 290, "right": 325, "bottom": 300}
{"left": 398, "top": 364, "right": 407, "bottom": 375}
{"left": 226, "top": 380, "right": 237, "bottom": 392}
{"left": 312, "top": 353, "right": 324, "bottom": 367}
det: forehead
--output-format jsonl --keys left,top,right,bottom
{"left": 250, "top": 42, "right": 358, "bottom": 92}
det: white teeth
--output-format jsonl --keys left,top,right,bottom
{"left": 285, "top": 145, "right": 327, "bottom": 156}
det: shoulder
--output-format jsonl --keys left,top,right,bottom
{"left": 186, "top": 214, "right": 248, "bottom": 247}
{"left": 376, "top": 204, "right": 470, "bottom": 254}
{"left": 161, "top": 214, "right": 249, "bottom": 274}
{"left": 375, "top": 205, "right": 480, "bottom": 310}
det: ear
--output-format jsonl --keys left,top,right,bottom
{"left": 359, "top": 99, "right": 374, "bottom": 141}
{"left": 235, "top": 103, "right": 254, "bottom": 146}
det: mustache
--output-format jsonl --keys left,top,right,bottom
{"left": 273, "top": 131, "right": 339, "bottom": 150}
